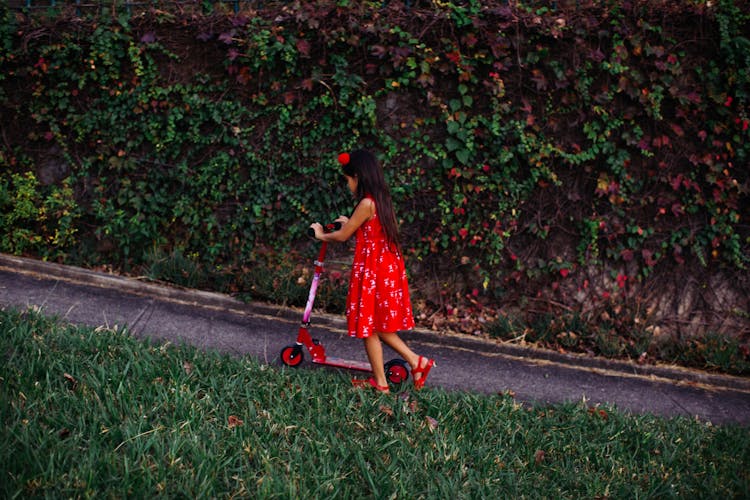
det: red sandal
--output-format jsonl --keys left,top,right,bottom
{"left": 412, "top": 356, "right": 435, "bottom": 390}
{"left": 352, "top": 377, "right": 390, "bottom": 393}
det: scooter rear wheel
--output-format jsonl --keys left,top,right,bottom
{"left": 385, "top": 358, "right": 410, "bottom": 386}
{"left": 280, "top": 345, "right": 304, "bottom": 367}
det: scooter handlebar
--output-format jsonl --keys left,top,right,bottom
{"left": 308, "top": 221, "right": 342, "bottom": 238}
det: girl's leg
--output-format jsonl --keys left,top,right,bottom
{"left": 378, "top": 332, "right": 422, "bottom": 372}
{"left": 363, "top": 335, "right": 388, "bottom": 388}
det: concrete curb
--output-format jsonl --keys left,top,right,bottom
{"left": 2, "top": 253, "right": 749, "bottom": 393}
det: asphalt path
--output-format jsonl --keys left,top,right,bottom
{"left": 1, "top": 254, "right": 749, "bottom": 427}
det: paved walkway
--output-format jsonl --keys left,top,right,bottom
{"left": 1, "top": 253, "right": 749, "bottom": 426}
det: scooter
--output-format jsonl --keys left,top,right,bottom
{"left": 279, "top": 222, "right": 410, "bottom": 387}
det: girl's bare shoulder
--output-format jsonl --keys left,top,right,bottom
{"left": 357, "top": 197, "right": 376, "bottom": 218}
{"left": 358, "top": 197, "right": 375, "bottom": 209}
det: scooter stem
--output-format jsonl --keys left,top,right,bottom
{"left": 302, "top": 241, "right": 328, "bottom": 324}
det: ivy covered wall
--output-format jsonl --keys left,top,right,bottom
{"left": 1, "top": 1, "right": 748, "bottom": 348}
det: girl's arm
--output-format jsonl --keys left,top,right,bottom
{"left": 310, "top": 198, "right": 374, "bottom": 243}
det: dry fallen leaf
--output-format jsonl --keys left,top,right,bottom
{"left": 534, "top": 449, "right": 546, "bottom": 465}
{"left": 425, "top": 416, "right": 439, "bottom": 430}
{"left": 63, "top": 373, "right": 78, "bottom": 391}
{"left": 587, "top": 407, "right": 609, "bottom": 420}
{"left": 379, "top": 405, "right": 394, "bottom": 417}
{"left": 228, "top": 415, "right": 244, "bottom": 429}
{"left": 183, "top": 361, "right": 194, "bottom": 375}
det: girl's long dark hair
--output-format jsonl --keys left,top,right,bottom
{"left": 343, "top": 149, "right": 401, "bottom": 251}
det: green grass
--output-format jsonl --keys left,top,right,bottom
{"left": 1, "top": 308, "right": 748, "bottom": 498}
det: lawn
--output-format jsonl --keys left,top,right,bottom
{"left": 1, "top": 308, "right": 748, "bottom": 498}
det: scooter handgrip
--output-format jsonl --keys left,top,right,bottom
{"left": 308, "top": 221, "right": 342, "bottom": 238}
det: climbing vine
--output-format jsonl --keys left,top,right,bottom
{"left": 1, "top": 0, "right": 748, "bottom": 343}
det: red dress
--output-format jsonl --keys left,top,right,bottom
{"left": 346, "top": 198, "right": 415, "bottom": 338}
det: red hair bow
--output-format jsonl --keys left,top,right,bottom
{"left": 337, "top": 152, "right": 350, "bottom": 166}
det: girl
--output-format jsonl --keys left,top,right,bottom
{"left": 310, "top": 149, "right": 435, "bottom": 393}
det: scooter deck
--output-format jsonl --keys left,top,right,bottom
{"left": 312, "top": 356, "right": 372, "bottom": 372}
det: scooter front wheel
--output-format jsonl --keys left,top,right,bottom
{"left": 385, "top": 358, "right": 410, "bottom": 386}
{"left": 280, "top": 345, "right": 304, "bottom": 367}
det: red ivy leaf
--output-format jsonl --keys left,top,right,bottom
{"left": 371, "top": 45, "right": 387, "bottom": 58}
{"left": 642, "top": 249, "right": 657, "bottom": 267}
{"left": 462, "top": 32, "right": 478, "bottom": 48}
{"left": 530, "top": 69, "right": 547, "bottom": 91}
{"left": 617, "top": 274, "right": 628, "bottom": 288}
{"left": 231, "top": 15, "right": 249, "bottom": 28}
{"left": 218, "top": 30, "right": 236, "bottom": 45}
{"left": 589, "top": 49, "right": 605, "bottom": 62}
{"left": 283, "top": 91, "right": 297, "bottom": 105}
{"left": 237, "top": 67, "right": 252, "bottom": 85}
{"left": 296, "top": 39, "right": 311, "bottom": 57}
{"left": 446, "top": 51, "right": 462, "bottom": 64}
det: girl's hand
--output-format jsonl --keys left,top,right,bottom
{"left": 309, "top": 222, "right": 324, "bottom": 240}
{"left": 335, "top": 215, "right": 349, "bottom": 225}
